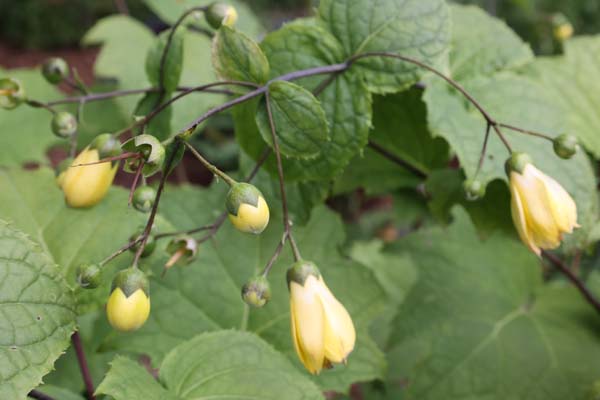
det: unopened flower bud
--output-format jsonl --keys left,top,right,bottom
{"left": 463, "top": 178, "right": 486, "bottom": 201}
{"left": 51, "top": 111, "right": 78, "bottom": 138}
{"left": 91, "top": 133, "right": 122, "bottom": 158}
{"left": 106, "top": 267, "right": 150, "bottom": 332}
{"left": 206, "top": 3, "right": 238, "bottom": 29}
{"left": 241, "top": 276, "right": 271, "bottom": 307}
{"left": 553, "top": 134, "right": 578, "bottom": 159}
{"left": 226, "top": 183, "right": 270, "bottom": 234}
{"left": 75, "top": 263, "right": 102, "bottom": 289}
{"left": 0, "top": 78, "right": 26, "bottom": 110}
{"left": 132, "top": 186, "right": 156, "bottom": 213}
{"left": 41, "top": 57, "right": 69, "bottom": 84}
{"left": 552, "top": 13, "right": 574, "bottom": 41}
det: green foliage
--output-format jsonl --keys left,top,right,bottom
{"left": 0, "top": 221, "right": 76, "bottom": 399}
{"left": 145, "top": 28, "right": 185, "bottom": 93}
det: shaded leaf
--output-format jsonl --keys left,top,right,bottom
{"left": 145, "top": 28, "right": 185, "bottom": 93}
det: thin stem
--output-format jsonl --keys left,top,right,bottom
{"left": 70, "top": 152, "right": 138, "bottom": 168}
{"left": 72, "top": 331, "right": 95, "bottom": 400}
{"left": 25, "top": 99, "right": 56, "bottom": 114}
{"left": 99, "top": 237, "right": 142, "bottom": 267}
{"left": 491, "top": 124, "right": 513, "bottom": 153}
{"left": 183, "top": 141, "right": 236, "bottom": 186}
{"left": 368, "top": 140, "right": 428, "bottom": 179}
{"left": 498, "top": 122, "right": 555, "bottom": 142}
{"left": 27, "top": 390, "right": 55, "bottom": 400}
{"left": 155, "top": 224, "right": 214, "bottom": 240}
{"left": 128, "top": 159, "right": 145, "bottom": 206}
{"left": 114, "top": 0, "right": 129, "bottom": 14}
{"left": 261, "top": 232, "right": 289, "bottom": 277}
{"left": 475, "top": 123, "right": 491, "bottom": 177}
{"left": 543, "top": 251, "right": 600, "bottom": 315}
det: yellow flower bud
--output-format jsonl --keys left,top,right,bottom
{"left": 287, "top": 261, "right": 356, "bottom": 375}
{"left": 106, "top": 268, "right": 150, "bottom": 332}
{"left": 226, "top": 183, "right": 270, "bottom": 234}
{"left": 509, "top": 160, "right": 578, "bottom": 256}
{"left": 57, "top": 146, "right": 117, "bottom": 208}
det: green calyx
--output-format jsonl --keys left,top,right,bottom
{"left": 91, "top": 133, "right": 122, "bottom": 158}
{"left": 111, "top": 267, "right": 149, "bottom": 298}
{"left": 226, "top": 183, "right": 262, "bottom": 216}
{"left": 0, "top": 78, "right": 26, "bottom": 110}
{"left": 133, "top": 186, "right": 156, "bottom": 213}
{"left": 122, "top": 134, "right": 166, "bottom": 177}
{"left": 76, "top": 263, "right": 102, "bottom": 289}
{"left": 286, "top": 260, "right": 321, "bottom": 287}
{"left": 206, "top": 3, "right": 236, "bottom": 29}
{"left": 505, "top": 152, "right": 532, "bottom": 176}
{"left": 463, "top": 179, "right": 486, "bottom": 201}
{"left": 41, "top": 57, "right": 69, "bottom": 84}
{"left": 51, "top": 111, "right": 78, "bottom": 139}
{"left": 553, "top": 134, "right": 578, "bottom": 159}
{"left": 241, "top": 276, "right": 271, "bottom": 308}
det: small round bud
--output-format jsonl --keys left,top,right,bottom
{"left": 226, "top": 183, "right": 270, "bottom": 234}
{"left": 75, "top": 263, "right": 102, "bottom": 289}
{"left": 129, "top": 229, "right": 156, "bottom": 258}
{"left": 132, "top": 186, "right": 156, "bottom": 213}
{"left": 553, "top": 134, "right": 578, "bottom": 159}
{"left": 51, "top": 111, "right": 78, "bottom": 138}
{"left": 241, "top": 276, "right": 271, "bottom": 307}
{"left": 165, "top": 236, "right": 198, "bottom": 269}
{"left": 0, "top": 78, "right": 26, "bottom": 110}
{"left": 552, "top": 13, "right": 574, "bottom": 41}
{"left": 463, "top": 179, "right": 486, "bottom": 201}
{"left": 505, "top": 152, "right": 532, "bottom": 176}
{"left": 41, "top": 57, "right": 69, "bottom": 84}
{"left": 206, "top": 3, "right": 238, "bottom": 29}
{"left": 122, "top": 134, "right": 165, "bottom": 177}
{"left": 107, "top": 267, "right": 150, "bottom": 332}
{"left": 90, "top": 133, "right": 122, "bottom": 158}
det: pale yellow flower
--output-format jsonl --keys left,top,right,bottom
{"left": 106, "top": 288, "right": 150, "bottom": 332}
{"left": 509, "top": 162, "right": 578, "bottom": 256}
{"left": 288, "top": 262, "right": 355, "bottom": 374}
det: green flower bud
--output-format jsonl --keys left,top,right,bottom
{"left": 226, "top": 183, "right": 270, "bottom": 234}
{"left": 463, "top": 179, "right": 486, "bottom": 201}
{"left": 51, "top": 111, "right": 78, "bottom": 138}
{"left": 553, "top": 134, "right": 578, "bottom": 159}
{"left": 165, "top": 236, "right": 198, "bottom": 269}
{"left": 241, "top": 276, "right": 271, "bottom": 308}
{"left": 129, "top": 228, "right": 156, "bottom": 258}
{"left": 41, "top": 57, "right": 69, "bottom": 84}
{"left": 0, "top": 78, "right": 26, "bottom": 110}
{"left": 122, "top": 134, "right": 165, "bottom": 177}
{"left": 90, "top": 133, "right": 122, "bottom": 159}
{"left": 75, "top": 263, "right": 102, "bottom": 289}
{"left": 206, "top": 3, "right": 238, "bottom": 29}
{"left": 505, "top": 152, "right": 532, "bottom": 176}
{"left": 132, "top": 186, "right": 156, "bottom": 213}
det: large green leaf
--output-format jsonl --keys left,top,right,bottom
{"left": 526, "top": 36, "right": 600, "bottom": 158}
{"left": 100, "top": 184, "right": 386, "bottom": 393}
{"left": 318, "top": 0, "right": 451, "bottom": 94}
{"left": 133, "top": 92, "right": 173, "bottom": 140}
{"left": 256, "top": 81, "right": 330, "bottom": 159}
{"left": 0, "top": 221, "right": 77, "bottom": 400}
{"left": 0, "top": 67, "right": 61, "bottom": 166}
{"left": 98, "top": 332, "right": 323, "bottom": 400}
{"left": 145, "top": 28, "right": 185, "bottom": 93}
{"left": 381, "top": 209, "right": 600, "bottom": 399}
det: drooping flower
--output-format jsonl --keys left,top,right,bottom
{"left": 106, "top": 268, "right": 150, "bottom": 332}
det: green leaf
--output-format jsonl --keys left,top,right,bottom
{"left": 35, "top": 385, "right": 85, "bottom": 400}
{"left": 145, "top": 28, "right": 185, "bottom": 93}
{"left": 100, "top": 185, "right": 386, "bottom": 393}
{"left": 526, "top": 36, "right": 600, "bottom": 158}
{"left": 133, "top": 92, "right": 173, "bottom": 140}
{"left": 212, "top": 26, "right": 269, "bottom": 85}
{"left": 255, "top": 81, "right": 330, "bottom": 159}
{"left": 0, "top": 67, "right": 61, "bottom": 166}
{"left": 0, "top": 221, "right": 77, "bottom": 399}
{"left": 383, "top": 208, "right": 600, "bottom": 399}
{"left": 0, "top": 168, "right": 148, "bottom": 310}
{"left": 318, "top": 0, "right": 451, "bottom": 93}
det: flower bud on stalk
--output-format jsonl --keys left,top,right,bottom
{"left": 75, "top": 263, "right": 102, "bottom": 289}
{"left": 41, "top": 57, "right": 69, "bottom": 84}
{"left": 463, "top": 178, "right": 486, "bottom": 201}
{"left": 132, "top": 186, "right": 156, "bottom": 213}
{"left": 206, "top": 3, "right": 238, "bottom": 29}
{"left": 226, "top": 183, "right": 270, "bottom": 234}
{"left": 506, "top": 152, "right": 579, "bottom": 256}
{"left": 57, "top": 134, "right": 121, "bottom": 208}
{"left": 241, "top": 276, "right": 271, "bottom": 308}
{"left": 287, "top": 261, "right": 356, "bottom": 375}
{"left": 106, "top": 268, "right": 150, "bottom": 332}
{"left": 0, "top": 78, "right": 26, "bottom": 110}
{"left": 553, "top": 134, "right": 578, "bottom": 159}
{"left": 51, "top": 111, "right": 78, "bottom": 139}
{"left": 121, "top": 134, "right": 166, "bottom": 177}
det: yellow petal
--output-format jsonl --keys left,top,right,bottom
{"left": 289, "top": 277, "right": 325, "bottom": 374}
{"left": 509, "top": 172, "right": 540, "bottom": 256}
{"left": 532, "top": 167, "right": 578, "bottom": 234}
{"left": 316, "top": 277, "right": 356, "bottom": 364}
{"left": 228, "top": 196, "right": 270, "bottom": 234}
{"left": 106, "top": 288, "right": 150, "bottom": 332}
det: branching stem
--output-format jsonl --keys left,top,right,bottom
{"left": 183, "top": 141, "right": 236, "bottom": 186}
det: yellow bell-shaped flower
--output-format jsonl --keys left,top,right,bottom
{"left": 106, "top": 268, "right": 150, "bottom": 332}
{"left": 507, "top": 152, "right": 578, "bottom": 256}
{"left": 58, "top": 145, "right": 118, "bottom": 208}
{"left": 226, "top": 183, "right": 270, "bottom": 234}
{"left": 287, "top": 261, "right": 355, "bottom": 375}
